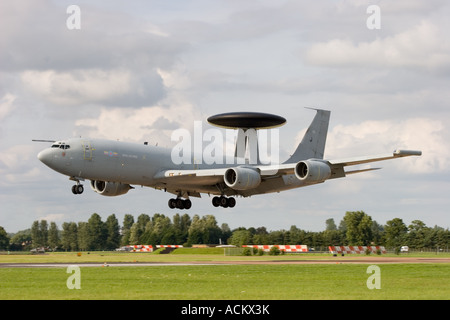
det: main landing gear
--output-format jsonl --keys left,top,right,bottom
{"left": 167, "top": 196, "right": 237, "bottom": 209}
{"left": 212, "top": 196, "right": 236, "bottom": 208}
{"left": 168, "top": 198, "right": 192, "bottom": 210}
{"left": 71, "top": 184, "right": 84, "bottom": 195}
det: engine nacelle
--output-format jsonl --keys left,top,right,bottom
{"left": 224, "top": 167, "right": 261, "bottom": 190}
{"left": 295, "top": 160, "right": 331, "bottom": 182}
{"left": 90, "top": 180, "right": 131, "bottom": 196}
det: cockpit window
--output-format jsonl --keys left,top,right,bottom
{"left": 51, "top": 142, "right": 70, "bottom": 149}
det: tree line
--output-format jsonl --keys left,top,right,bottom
{"left": 1, "top": 211, "right": 449, "bottom": 251}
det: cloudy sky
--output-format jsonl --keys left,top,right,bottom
{"left": 1, "top": 0, "right": 449, "bottom": 234}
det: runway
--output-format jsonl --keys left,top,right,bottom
{"left": 1, "top": 256, "right": 449, "bottom": 268}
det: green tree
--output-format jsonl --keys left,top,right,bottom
{"left": 48, "top": 222, "right": 60, "bottom": 250}
{"left": 31, "top": 220, "right": 48, "bottom": 248}
{"left": 384, "top": 218, "right": 407, "bottom": 248}
{"left": 187, "top": 215, "right": 203, "bottom": 245}
{"left": 371, "top": 221, "right": 384, "bottom": 245}
{"left": 40, "top": 220, "right": 48, "bottom": 247}
{"left": 120, "top": 214, "right": 134, "bottom": 246}
{"left": 31, "top": 221, "right": 40, "bottom": 248}
{"left": 202, "top": 215, "right": 222, "bottom": 244}
{"left": 87, "top": 213, "right": 106, "bottom": 250}
{"left": 432, "top": 227, "right": 450, "bottom": 249}
{"left": 228, "top": 229, "right": 252, "bottom": 246}
{"left": 325, "top": 218, "right": 337, "bottom": 231}
{"left": 128, "top": 223, "right": 140, "bottom": 245}
{"left": 0, "top": 226, "right": 10, "bottom": 250}
{"left": 289, "top": 225, "right": 308, "bottom": 245}
{"left": 220, "top": 223, "right": 232, "bottom": 244}
{"left": 10, "top": 229, "right": 31, "bottom": 251}
{"left": 252, "top": 226, "right": 269, "bottom": 244}
{"left": 172, "top": 213, "right": 191, "bottom": 244}
{"left": 343, "top": 211, "right": 373, "bottom": 245}
{"left": 105, "top": 214, "right": 121, "bottom": 250}
{"left": 268, "top": 230, "right": 289, "bottom": 244}
{"left": 141, "top": 214, "right": 173, "bottom": 245}
{"left": 77, "top": 222, "right": 89, "bottom": 251}
{"left": 322, "top": 229, "right": 342, "bottom": 246}
{"left": 61, "top": 222, "right": 78, "bottom": 251}
{"left": 407, "top": 220, "right": 430, "bottom": 249}
{"left": 131, "top": 214, "right": 150, "bottom": 244}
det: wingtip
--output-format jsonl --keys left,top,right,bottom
{"left": 393, "top": 149, "right": 422, "bottom": 156}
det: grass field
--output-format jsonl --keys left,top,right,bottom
{"left": 0, "top": 251, "right": 449, "bottom": 300}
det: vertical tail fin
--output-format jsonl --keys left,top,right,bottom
{"left": 284, "top": 108, "right": 330, "bottom": 163}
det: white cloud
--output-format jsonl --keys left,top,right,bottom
{"left": 305, "top": 21, "right": 450, "bottom": 72}
{"left": 324, "top": 117, "right": 448, "bottom": 173}
{"left": 20, "top": 68, "right": 165, "bottom": 107}
{"left": 1, "top": 1, "right": 449, "bottom": 233}
{"left": 75, "top": 102, "right": 201, "bottom": 146}
{"left": 0, "top": 93, "right": 16, "bottom": 121}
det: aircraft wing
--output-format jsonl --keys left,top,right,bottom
{"left": 152, "top": 165, "right": 293, "bottom": 197}
{"left": 153, "top": 168, "right": 227, "bottom": 185}
{"left": 260, "top": 149, "right": 422, "bottom": 177}
{"left": 152, "top": 149, "right": 421, "bottom": 196}
{"left": 328, "top": 149, "right": 422, "bottom": 166}
{"left": 152, "top": 168, "right": 227, "bottom": 197}
{"left": 327, "top": 149, "right": 422, "bottom": 177}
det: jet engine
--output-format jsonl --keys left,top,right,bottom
{"left": 295, "top": 160, "right": 331, "bottom": 182}
{"left": 224, "top": 167, "right": 261, "bottom": 190}
{"left": 90, "top": 180, "right": 132, "bottom": 196}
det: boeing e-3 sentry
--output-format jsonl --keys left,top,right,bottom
{"left": 36, "top": 109, "right": 422, "bottom": 210}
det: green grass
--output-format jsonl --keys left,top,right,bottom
{"left": 1, "top": 251, "right": 449, "bottom": 300}
{"left": 0, "top": 263, "right": 449, "bottom": 300}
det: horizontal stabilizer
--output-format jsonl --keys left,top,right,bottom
{"left": 345, "top": 167, "right": 381, "bottom": 175}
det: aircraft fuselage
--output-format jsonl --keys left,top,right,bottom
{"left": 36, "top": 110, "right": 421, "bottom": 209}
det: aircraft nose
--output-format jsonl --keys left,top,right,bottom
{"left": 38, "top": 149, "right": 53, "bottom": 166}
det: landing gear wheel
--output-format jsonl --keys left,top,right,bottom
{"left": 212, "top": 196, "right": 221, "bottom": 207}
{"left": 212, "top": 196, "right": 236, "bottom": 208}
{"left": 168, "top": 198, "right": 176, "bottom": 209}
{"left": 220, "top": 196, "right": 228, "bottom": 208}
{"left": 183, "top": 199, "right": 192, "bottom": 210}
{"left": 176, "top": 198, "right": 185, "bottom": 209}
{"left": 168, "top": 198, "right": 192, "bottom": 210}
{"left": 72, "top": 184, "right": 84, "bottom": 195}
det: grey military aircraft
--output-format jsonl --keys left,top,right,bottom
{"left": 36, "top": 109, "right": 421, "bottom": 210}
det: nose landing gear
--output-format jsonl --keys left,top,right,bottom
{"left": 70, "top": 177, "right": 84, "bottom": 195}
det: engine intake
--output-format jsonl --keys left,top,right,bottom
{"left": 295, "top": 160, "right": 331, "bottom": 182}
{"left": 90, "top": 180, "right": 131, "bottom": 196}
{"left": 224, "top": 167, "right": 261, "bottom": 190}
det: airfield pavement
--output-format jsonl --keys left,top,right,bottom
{"left": 1, "top": 256, "right": 449, "bottom": 268}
